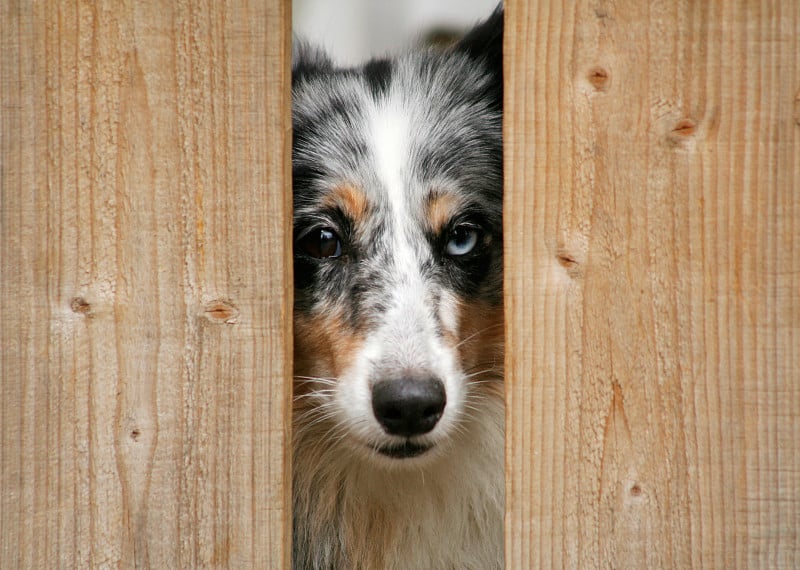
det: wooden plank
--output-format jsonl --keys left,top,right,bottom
{"left": 0, "top": 0, "right": 291, "bottom": 567}
{"left": 504, "top": 0, "right": 799, "bottom": 568}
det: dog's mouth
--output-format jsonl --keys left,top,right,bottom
{"left": 374, "top": 441, "right": 433, "bottom": 459}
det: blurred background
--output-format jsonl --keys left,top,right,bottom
{"left": 293, "top": 0, "right": 498, "bottom": 66}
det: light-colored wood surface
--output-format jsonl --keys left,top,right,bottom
{"left": 505, "top": 1, "right": 799, "bottom": 568}
{"left": 1, "top": 1, "right": 291, "bottom": 567}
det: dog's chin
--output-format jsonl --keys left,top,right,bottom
{"left": 360, "top": 434, "right": 459, "bottom": 468}
{"left": 373, "top": 440, "right": 433, "bottom": 460}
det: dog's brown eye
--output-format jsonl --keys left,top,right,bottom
{"left": 299, "top": 228, "right": 342, "bottom": 259}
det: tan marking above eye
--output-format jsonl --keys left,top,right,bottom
{"left": 425, "top": 189, "right": 464, "bottom": 235}
{"left": 323, "top": 184, "right": 369, "bottom": 222}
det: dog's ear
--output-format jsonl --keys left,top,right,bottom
{"left": 293, "top": 39, "right": 334, "bottom": 84}
{"left": 454, "top": 5, "right": 503, "bottom": 71}
{"left": 452, "top": 5, "right": 503, "bottom": 108}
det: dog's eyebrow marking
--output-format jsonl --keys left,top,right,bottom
{"left": 323, "top": 184, "right": 369, "bottom": 222}
{"left": 425, "top": 189, "right": 464, "bottom": 234}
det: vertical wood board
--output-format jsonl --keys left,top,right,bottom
{"left": 505, "top": 1, "right": 799, "bottom": 568}
{"left": 1, "top": 0, "right": 291, "bottom": 567}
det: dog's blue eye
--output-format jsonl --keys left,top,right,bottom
{"left": 445, "top": 225, "right": 480, "bottom": 256}
{"left": 298, "top": 227, "right": 342, "bottom": 259}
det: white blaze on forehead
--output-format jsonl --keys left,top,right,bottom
{"left": 369, "top": 101, "right": 410, "bottom": 220}
{"left": 368, "top": 100, "right": 419, "bottom": 277}
{"left": 366, "top": 99, "right": 440, "bottom": 356}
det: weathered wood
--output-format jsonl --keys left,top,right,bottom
{"left": 0, "top": 1, "right": 291, "bottom": 567}
{"left": 505, "top": 0, "right": 800, "bottom": 568}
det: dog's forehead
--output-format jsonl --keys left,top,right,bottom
{"left": 292, "top": 51, "right": 502, "bottom": 217}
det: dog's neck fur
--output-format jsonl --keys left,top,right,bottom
{"left": 293, "top": 388, "right": 504, "bottom": 570}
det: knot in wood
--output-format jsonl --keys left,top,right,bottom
{"left": 588, "top": 67, "right": 610, "bottom": 91}
{"left": 70, "top": 297, "right": 93, "bottom": 317}
{"left": 204, "top": 300, "right": 239, "bottom": 324}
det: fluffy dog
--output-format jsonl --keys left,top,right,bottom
{"left": 291, "top": 7, "right": 504, "bottom": 569}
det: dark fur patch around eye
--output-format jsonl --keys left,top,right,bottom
{"left": 440, "top": 234, "right": 495, "bottom": 297}
{"left": 446, "top": 250, "right": 495, "bottom": 297}
{"left": 293, "top": 209, "right": 351, "bottom": 298}
{"left": 423, "top": 208, "right": 501, "bottom": 301}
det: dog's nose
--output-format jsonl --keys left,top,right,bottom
{"left": 372, "top": 377, "right": 446, "bottom": 437}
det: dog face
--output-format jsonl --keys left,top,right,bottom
{"left": 292, "top": 10, "right": 503, "bottom": 466}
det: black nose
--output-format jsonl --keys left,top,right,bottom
{"left": 372, "top": 377, "right": 446, "bottom": 437}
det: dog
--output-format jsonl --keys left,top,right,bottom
{"left": 291, "top": 7, "right": 503, "bottom": 569}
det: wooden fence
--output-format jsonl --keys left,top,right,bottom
{"left": 1, "top": 0, "right": 291, "bottom": 567}
{"left": 1, "top": 0, "right": 798, "bottom": 568}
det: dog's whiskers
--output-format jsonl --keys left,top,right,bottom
{"left": 454, "top": 323, "right": 503, "bottom": 349}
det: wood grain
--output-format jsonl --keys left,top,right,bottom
{"left": 504, "top": 1, "right": 799, "bottom": 568}
{"left": 1, "top": 0, "right": 291, "bottom": 567}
